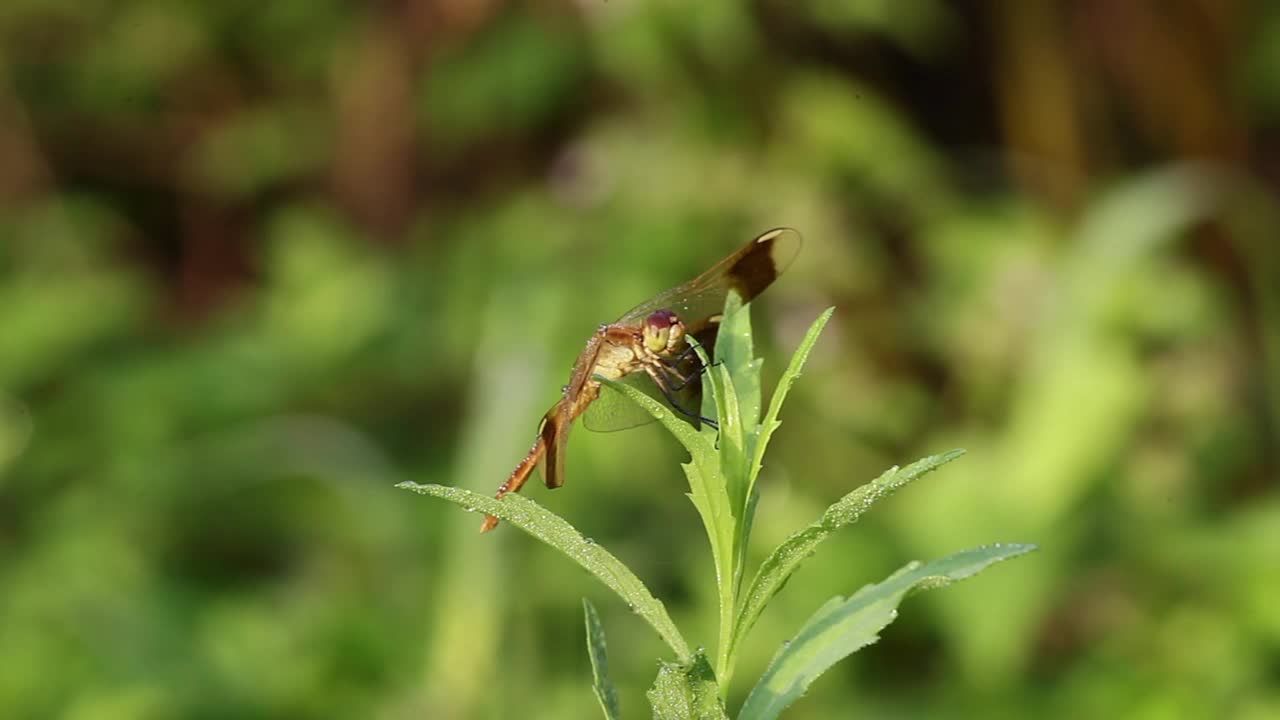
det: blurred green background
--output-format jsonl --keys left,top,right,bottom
{"left": 2, "top": 1, "right": 1278, "bottom": 718}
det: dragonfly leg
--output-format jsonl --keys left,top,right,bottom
{"left": 662, "top": 343, "right": 722, "bottom": 393}
{"left": 668, "top": 359, "right": 716, "bottom": 392}
{"left": 667, "top": 340, "right": 702, "bottom": 366}
{"left": 644, "top": 364, "right": 719, "bottom": 429}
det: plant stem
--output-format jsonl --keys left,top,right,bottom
{"left": 716, "top": 556, "right": 737, "bottom": 697}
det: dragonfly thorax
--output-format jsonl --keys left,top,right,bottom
{"left": 642, "top": 309, "right": 687, "bottom": 355}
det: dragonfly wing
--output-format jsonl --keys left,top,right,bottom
{"left": 582, "top": 373, "right": 663, "bottom": 432}
{"left": 617, "top": 228, "right": 801, "bottom": 334}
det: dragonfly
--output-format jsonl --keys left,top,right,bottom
{"left": 480, "top": 228, "right": 801, "bottom": 532}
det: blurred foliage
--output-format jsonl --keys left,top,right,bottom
{"left": 1, "top": 1, "right": 1278, "bottom": 719}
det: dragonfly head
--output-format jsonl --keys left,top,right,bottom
{"left": 643, "top": 309, "right": 686, "bottom": 354}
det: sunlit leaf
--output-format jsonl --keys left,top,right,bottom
{"left": 594, "top": 374, "right": 735, "bottom": 607}
{"left": 396, "top": 482, "right": 690, "bottom": 661}
{"left": 602, "top": 329, "right": 741, "bottom": 688}
{"left": 714, "top": 294, "right": 766, "bottom": 603}
{"left": 746, "top": 307, "right": 834, "bottom": 499}
{"left": 715, "top": 292, "right": 758, "bottom": 506}
{"left": 739, "top": 543, "right": 1037, "bottom": 720}
{"left": 731, "top": 449, "right": 965, "bottom": 657}
{"left": 716, "top": 291, "right": 762, "bottom": 436}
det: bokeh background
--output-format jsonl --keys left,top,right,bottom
{"left": 2, "top": 1, "right": 1278, "bottom": 718}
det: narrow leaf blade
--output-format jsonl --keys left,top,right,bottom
{"left": 716, "top": 291, "right": 761, "bottom": 434}
{"left": 746, "top": 307, "right": 834, "bottom": 506}
{"left": 712, "top": 361, "right": 747, "bottom": 514}
{"left": 397, "top": 482, "right": 690, "bottom": 660}
{"left": 584, "top": 599, "right": 622, "bottom": 720}
{"left": 597, "top": 374, "right": 735, "bottom": 598}
{"left": 595, "top": 374, "right": 715, "bottom": 460}
{"left": 739, "top": 543, "right": 1037, "bottom": 720}
{"left": 732, "top": 450, "right": 966, "bottom": 655}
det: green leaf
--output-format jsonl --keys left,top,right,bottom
{"left": 746, "top": 307, "right": 834, "bottom": 501}
{"left": 738, "top": 543, "right": 1038, "bottom": 720}
{"left": 594, "top": 374, "right": 735, "bottom": 600}
{"left": 396, "top": 482, "right": 690, "bottom": 660}
{"left": 731, "top": 306, "right": 834, "bottom": 672}
{"left": 647, "top": 651, "right": 729, "bottom": 720}
{"left": 703, "top": 294, "right": 763, "bottom": 692}
{"left": 716, "top": 292, "right": 762, "bottom": 434}
{"left": 594, "top": 373, "right": 716, "bottom": 463}
{"left": 597, "top": 370, "right": 741, "bottom": 689}
{"left": 610, "top": 332, "right": 748, "bottom": 690}
{"left": 711, "top": 361, "right": 747, "bottom": 512}
{"left": 714, "top": 292, "right": 759, "bottom": 506}
{"left": 584, "top": 599, "right": 622, "bottom": 720}
{"left": 731, "top": 449, "right": 966, "bottom": 657}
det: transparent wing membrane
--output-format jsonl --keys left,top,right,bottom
{"left": 617, "top": 228, "right": 801, "bottom": 335}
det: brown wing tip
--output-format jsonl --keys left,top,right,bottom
{"left": 731, "top": 227, "right": 800, "bottom": 303}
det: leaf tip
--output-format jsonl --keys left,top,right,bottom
{"left": 997, "top": 542, "right": 1039, "bottom": 557}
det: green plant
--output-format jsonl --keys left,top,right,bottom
{"left": 400, "top": 295, "right": 1034, "bottom": 718}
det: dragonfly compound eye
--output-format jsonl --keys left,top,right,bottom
{"left": 643, "top": 309, "right": 679, "bottom": 353}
